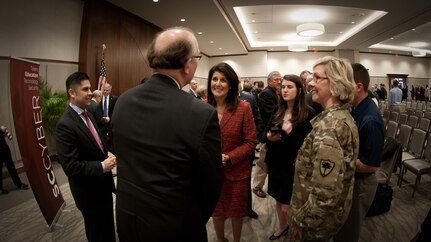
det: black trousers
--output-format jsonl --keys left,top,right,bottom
{"left": 81, "top": 207, "right": 116, "bottom": 242}
{"left": 0, "top": 144, "right": 23, "bottom": 189}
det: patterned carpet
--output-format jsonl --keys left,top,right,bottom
{"left": 0, "top": 162, "right": 429, "bottom": 242}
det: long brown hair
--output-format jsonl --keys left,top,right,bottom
{"left": 271, "top": 74, "right": 311, "bottom": 127}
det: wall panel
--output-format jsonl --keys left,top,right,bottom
{"left": 79, "top": 0, "right": 160, "bottom": 95}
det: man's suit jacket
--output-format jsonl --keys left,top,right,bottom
{"left": 87, "top": 99, "right": 99, "bottom": 117}
{"left": 258, "top": 86, "right": 279, "bottom": 139}
{"left": 95, "top": 95, "right": 117, "bottom": 147}
{"left": 220, "top": 101, "right": 257, "bottom": 181}
{"left": 96, "top": 95, "right": 117, "bottom": 124}
{"left": 188, "top": 89, "right": 197, "bottom": 97}
{"left": 55, "top": 106, "right": 115, "bottom": 213}
{"left": 111, "top": 74, "right": 223, "bottom": 241}
{"left": 239, "top": 91, "right": 263, "bottom": 140}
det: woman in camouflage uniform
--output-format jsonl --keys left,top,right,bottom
{"left": 290, "top": 56, "right": 359, "bottom": 242}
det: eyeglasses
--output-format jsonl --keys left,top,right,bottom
{"left": 192, "top": 55, "right": 202, "bottom": 61}
{"left": 312, "top": 75, "right": 329, "bottom": 83}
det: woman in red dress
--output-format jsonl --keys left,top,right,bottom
{"left": 208, "top": 63, "right": 257, "bottom": 242}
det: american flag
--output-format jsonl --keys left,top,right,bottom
{"left": 97, "top": 50, "right": 107, "bottom": 90}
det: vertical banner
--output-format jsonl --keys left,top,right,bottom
{"left": 9, "top": 57, "right": 65, "bottom": 230}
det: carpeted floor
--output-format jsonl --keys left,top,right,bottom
{"left": 0, "top": 161, "right": 430, "bottom": 242}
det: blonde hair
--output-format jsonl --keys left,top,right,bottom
{"left": 313, "top": 56, "right": 355, "bottom": 103}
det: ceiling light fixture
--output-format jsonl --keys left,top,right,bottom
{"left": 296, "top": 23, "right": 325, "bottom": 37}
{"left": 289, "top": 44, "right": 308, "bottom": 52}
{"left": 412, "top": 50, "right": 426, "bottom": 57}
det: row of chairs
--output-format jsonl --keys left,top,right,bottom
{"left": 383, "top": 120, "right": 431, "bottom": 197}
{"left": 383, "top": 112, "right": 431, "bottom": 133}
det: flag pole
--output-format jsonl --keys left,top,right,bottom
{"left": 98, "top": 44, "right": 107, "bottom": 90}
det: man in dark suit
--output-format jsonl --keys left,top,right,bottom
{"left": 56, "top": 72, "right": 117, "bottom": 242}
{"left": 87, "top": 89, "right": 102, "bottom": 117}
{"left": 96, "top": 82, "right": 117, "bottom": 149}
{"left": 188, "top": 79, "right": 198, "bottom": 97}
{"left": 252, "top": 71, "right": 281, "bottom": 198}
{"left": 112, "top": 27, "right": 223, "bottom": 242}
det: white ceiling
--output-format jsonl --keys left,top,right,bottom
{"left": 107, "top": 0, "right": 431, "bottom": 57}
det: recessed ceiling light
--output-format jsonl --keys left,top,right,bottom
{"left": 198, "top": 32, "right": 203, "bottom": 35}
{"left": 252, "top": 20, "right": 255, "bottom": 23}
{"left": 339, "top": 31, "right": 343, "bottom": 34}
{"left": 225, "top": 52, "right": 229, "bottom": 55}
{"left": 218, "top": 47, "right": 222, "bottom": 50}
{"left": 180, "top": 18, "right": 185, "bottom": 22}
{"left": 412, "top": 28, "right": 416, "bottom": 31}
{"left": 153, "top": 0, "right": 159, "bottom": 2}
{"left": 289, "top": 44, "right": 308, "bottom": 52}
{"left": 351, "top": 21, "right": 355, "bottom": 24}
{"left": 297, "top": 23, "right": 325, "bottom": 37}
{"left": 408, "top": 41, "right": 428, "bottom": 48}
{"left": 254, "top": 31, "right": 258, "bottom": 34}
{"left": 390, "top": 37, "right": 394, "bottom": 40}
{"left": 210, "top": 41, "right": 214, "bottom": 44}
{"left": 412, "top": 50, "right": 426, "bottom": 57}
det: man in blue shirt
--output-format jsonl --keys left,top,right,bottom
{"left": 388, "top": 80, "right": 403, "bottom": 112}
{"left": 334, "top": 63, "right": 385, "bottom": 242}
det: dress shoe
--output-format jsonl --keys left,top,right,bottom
{"left": 269, "top": 227, "right": 289, "bottom": 240}
{"left": 252, "top": 188, "right": 267, "bottom": 198}
{"left": 248, "top": 209, "right": 258, "bottom": 219}
{"left": 19, "top": 183, "right": 29, "bottom": 190}
{"left": 1, "top": 188, "right": 8, "bottom": 194}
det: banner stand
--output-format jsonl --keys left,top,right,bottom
{"left": 9, "top": 56, "right": 65, "bottom": 230}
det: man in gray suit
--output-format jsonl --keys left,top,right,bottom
{"left": 112, "top": 27, "right": 223, "bottom": 242}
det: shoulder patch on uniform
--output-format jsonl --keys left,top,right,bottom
{"left": 320, "top": 160, "right": 335, "bottom": 177}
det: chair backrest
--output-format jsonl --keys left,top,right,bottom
{"left": 407, "top": 128, "right": 427, "bottom": 157}
{"left": 377, "top": 138, "right": 402, "bottom": 184}
{"left": 424, "top": 111, "right": 431, "bottom": 120}
{"left": 385, "top": 120, "right": 398, "bottom": 139}
{"left": 389, "top": 111, "right": 399, "bottom": 122}
{"left": 396, "top": 124, "right": 412, "bottom": 150}
{"left": 418, "top": 117, "right": 431, "bottom": 132}
{"left": 414, "top": 109, "right": 424, "bottom": 118}
{"left": 398, "top": 113, "right": 409, "bottom": 125}
{"left": 423, "top": 133, "right": 431, "bottom": 161}
{"left": 383, "top": 109, "right": 390, "bottom": 119}
{"left": 416, "top": 102, "right": 424, "bottom": 110}
{"left": 407, "top": 115, "right": 419, "bottom": 128}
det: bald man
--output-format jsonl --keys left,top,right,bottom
{"left": 189, "top": 79, "right": 199, "bottom": 98}
{"left": 112, "top": 27, "right": 223, "bottom": 241}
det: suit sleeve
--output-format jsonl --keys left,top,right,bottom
{"left": 249, "top": 97, "right": 264, "bottom": 141}
{"left": 196, "top": 109, "right": 224, "bottom": 220}
{"left": 55, "top": 119, "right": 105, "bottom": 177}
{"left": 226, "top": 104, "right": 257, "bottom": 165}
{"left": 258, "top": 91, "right": 277, "bottom": 137}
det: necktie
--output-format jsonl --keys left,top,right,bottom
{"left": 275, "top": 89, "right": 281, "bottom": 102}
{"left": 82, "top": 111, "right": 103, "bottom": 151}
{"left": 103, "top": 96, "right": 107, "bottom": 117}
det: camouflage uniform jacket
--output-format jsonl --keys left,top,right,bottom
{"left": 290, "top": 103, "right": 359, "bottom": 241}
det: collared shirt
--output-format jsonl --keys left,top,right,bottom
{"left": 388, "top": 87, "right": 402, "bottom": 106}
{"left": 352, "top": 96, "right": 384, "bottom": 168}
{"left": 102, "top": 95, "right": 110, "bottom": 117}
{"left": 69, "top": 103, "right": 107, "bottom": 171}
